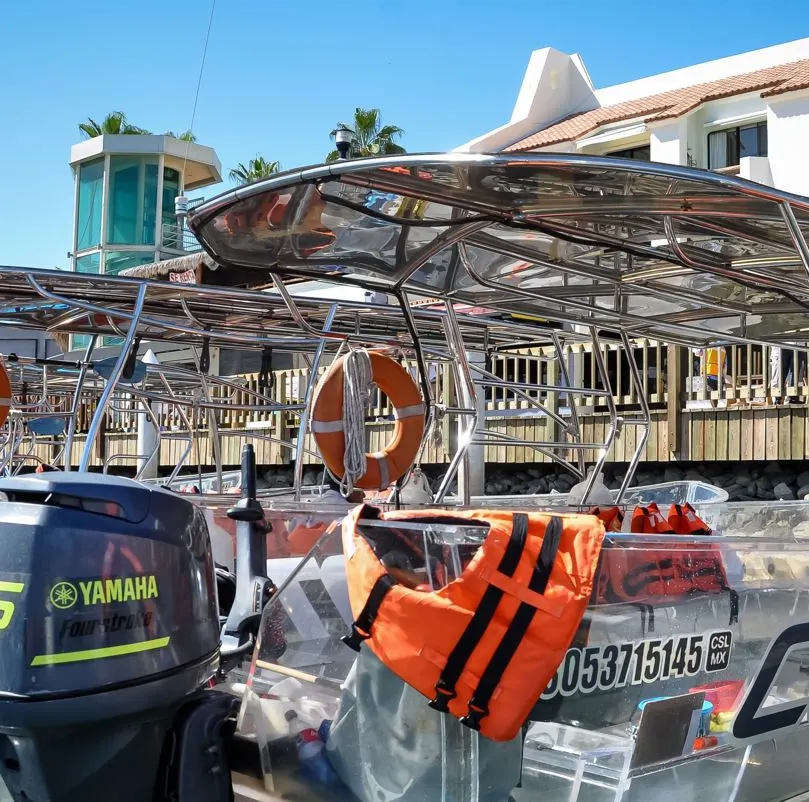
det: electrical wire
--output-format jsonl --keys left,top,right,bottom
{"left": 181, "top": 0, "right": 217, "bottom": 177}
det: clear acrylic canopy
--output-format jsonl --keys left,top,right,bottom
{"left": 189, "top": 152, "right": 809, "bottom": 348}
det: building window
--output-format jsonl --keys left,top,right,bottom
{"left": 75, "top": 252, "right": 101, "bottom": 274}
{"left": 76, "top": 159, "right": 104, "bottom": 252}
{"left": 104, "top": 251, "right": 155, "bottom": 276}
{"left": 608, "top": 145, "right": 651, "bottom": 161}
{"left": 107, "top": 156, "right": 159, "bottom": 246}
{"left": 161, "top": 167, "right": 182, "bottom": 248}
{"left": 71, "top": 334, "right": 92, "bottom": 351}
{"left": 708, "top": 122, "right": 767, "bottom": 169}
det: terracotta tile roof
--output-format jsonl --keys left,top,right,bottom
{"left": 506, "top": 58, "right": 809, "bottom": 152}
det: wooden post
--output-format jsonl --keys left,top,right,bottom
{"left": 666, "top": 344, "right": 682, "bottom": 459}
{"left": 545, "top": 355, "right": 560, "bottom": 447}
{"left": 441, "top": 364, "right": 455, "bottom": 465}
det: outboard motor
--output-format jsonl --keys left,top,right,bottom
{"left": 0, "top": 472, "right": 227, "bottom": 802}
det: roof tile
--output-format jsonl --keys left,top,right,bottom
{"left": 506, "top": 58, "right": 809, "bottom": 152}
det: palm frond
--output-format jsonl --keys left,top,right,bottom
{"left": 325, "top": 107, "right": 406, "bottom": 162}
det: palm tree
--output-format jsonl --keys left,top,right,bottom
{"left": 164, "top": 130, "right": 197, "bottom": 142}
{"left": 78, "top": 111, "right": 150, "bottom": 139}
{"left": 163, "top": 131, "right": 197, "bottom": 142}
{"left": 228, "top": 156, "right": 281, "bottom": 185}
{"left": 325, "top": 107, "right": 405, "bottom": 162}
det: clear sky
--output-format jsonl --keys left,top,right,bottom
{"left": 1, "top": 0, "right": 806, "bottom": 270}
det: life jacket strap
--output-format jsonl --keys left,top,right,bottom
{"left": 428, "top": 513, "right": 529, "bottom": 714}
{"left": 461, "top": 517, "right": 563, "bottom": 732}
{"left": 342, "top": 573, "right": 398, "bottom": 652}
{"left": 728, "top": 588, "right": 739, "bottom": 624}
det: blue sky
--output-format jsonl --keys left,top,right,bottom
{"left": 0, "top": 0, "right": 805, "bottom": 270}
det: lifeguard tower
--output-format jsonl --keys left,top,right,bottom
{"left": 69, "top": 134, "right": 221, "bottom": 278}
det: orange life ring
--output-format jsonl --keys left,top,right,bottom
{"left": 311, "top": 351, "right": 425, "bottom": 491}
{"left": 0, "top": 362, "right": 10, "bottom": 428}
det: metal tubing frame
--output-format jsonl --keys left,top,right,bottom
{"left": 434, "top": 300, "right": 478, "bottom": 505}
{"left": 578, "top": 327, "right": 622, "bottom": 506}
{"left": 155, "top": 371, "right": 195, "bottom": 485}
{"left": 455, "top": 240, "right": 796, "bottom": 350}
{"left": 25, "top": 274, "right": 318, "bottom": 350}
{"left": 192, "top": 347, "right": 224, "bottom": 495}
{"left": 78, "top": 284, "right": 147, "bottom": 472}
{"left": 63, "top": 335, "right": 97, "bottom": 470}
{"left": 293, "top": 303, "right": 338, "bottom": 501}
{"left": 780, "top": 202, "right": 809, "bottom": 278}
{"left": 616, "top": 329, "right": 651, "bottom": 503}
{"left": 394, "top": 288, "right": 436, "bottom": 471}
{"left": 552, "top": 330, "right": 585, "bottom": 476}
{"left": 470, "top": 430, "right": 585, "bottom": 478}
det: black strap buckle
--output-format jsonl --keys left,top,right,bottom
{"left": 428, "top": 679, "right": 458, "bottom": 712}
{"left": 341, "top": 623, "right": 370, "bottom": 652}
{"left": 459, "top": 703, "right": 489, "bottom": 731}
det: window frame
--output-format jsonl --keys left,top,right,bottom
{"left": 607, "top": 144, "right": 651, "bottom": 161}
{"left": 707, "top": 121, "right": 768, "bottom": 169}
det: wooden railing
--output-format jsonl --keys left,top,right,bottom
{"left": 53, "top": 341, "right": 809, "bottom": 436}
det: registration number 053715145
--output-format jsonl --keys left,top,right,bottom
{"left": 541, "top": 630, "right": 733, "bottom": 700}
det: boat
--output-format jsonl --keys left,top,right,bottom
{"left": 0, "top": 152, "right": 808, "bottom": 800}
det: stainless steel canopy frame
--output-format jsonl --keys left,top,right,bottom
{"left": 188, "top": 152, "right": 809, "bottom": 347}
{"left": 1, "top": 154, "right": 808, "bottom": 502}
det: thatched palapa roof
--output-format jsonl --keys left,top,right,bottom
{"left": 120, "top": 253, "right": 218, "bottom": 280}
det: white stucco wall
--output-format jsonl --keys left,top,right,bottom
{"left": 765, "top": 91, "right": 809, "bottom": 196}
{"left": 456, "top": 48, "right": 597, "bottom": 153}
{"left": 649, "top": 119, "right": 688, "bottom": 165}
{"left": 739, "top": 156, "right": 774, "bottom": 186}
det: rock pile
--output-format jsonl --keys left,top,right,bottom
{"left": 269, "top": 461, "right": 809, "bottom": 502}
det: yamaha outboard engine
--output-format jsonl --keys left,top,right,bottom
{"left": 0, "top": 472, "right": 222, "bottom": 802}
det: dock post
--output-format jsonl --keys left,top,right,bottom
{"left": 136, "top": 349, "right": 160, "bottom": 480}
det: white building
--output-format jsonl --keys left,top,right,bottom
{"left": 459, "top": 38, "right": 809, "bottom": 195}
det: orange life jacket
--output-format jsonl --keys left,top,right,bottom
{"left": 340, "top": 505, "right": 605, "bottom": 742}
{"left": 287, "top": 521, "right": 328, "bottom": 555}
{"left": 590, "top": 506, "right": 624, "bottom": 532}
{"left": 596, "top": 503, "right": 737, "bottom": 625}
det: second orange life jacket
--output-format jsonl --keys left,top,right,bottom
{"left": 596, "top": 502, "right": 737, "bottom": 625}
{"left": 340, "top": 505, "right": 606, "bottom": 742}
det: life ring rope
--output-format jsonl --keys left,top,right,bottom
{"left": 340, "top": 348, "right": 374, "bottom": 496}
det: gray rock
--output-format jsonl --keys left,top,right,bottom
{"left": 797, "top": 471, "right": 809, "bottom": 489}
{"left": 799, "top": 484, "right": 809, "bottom": 499}
{"left": 773, "top": 481, "right": 795, "bottom": 500}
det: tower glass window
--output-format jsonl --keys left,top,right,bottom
{"left": 76, "top": 158, "right": 104, "bottom": 251}
{"left": 104, "top": 251, "right": 156, "bottom": 276}
{"left": 107, "top": 156, "right": 159, "bottom": 245}
{"left": 161, "top": 167, "right": 182, "bottom": 248}
{"left": 76, "top": 252, "right": 101, "bottom": 274}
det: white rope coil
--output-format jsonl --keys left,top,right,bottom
{"left": 340, "top": 348, "right": 373, "bottom": 496}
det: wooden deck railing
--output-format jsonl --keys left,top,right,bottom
{"left": 21, "top": 341, "right": 809, "bottom": 467}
